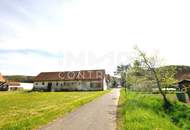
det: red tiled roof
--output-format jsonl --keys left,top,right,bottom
{"left": 34, "top": 70, "right": 106, "bottom": 81}
{"left": 8, "top": 82, "right": 20, "bottom": 86}
{"left": 0, "top": 73, "right": 5, "bottom": 82}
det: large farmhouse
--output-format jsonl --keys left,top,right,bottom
{"left": 33, "top": 69, "right": 108, "bottom": 91}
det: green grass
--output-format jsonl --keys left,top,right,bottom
{"left": 0, "top": 90, "right": 109, "bottom": 130}
{"left": 117, "top": 89, "right": 190, "bottom": 130}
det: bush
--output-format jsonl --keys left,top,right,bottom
{"left": 176, "top": 92, "right": 188, "bottom": 103}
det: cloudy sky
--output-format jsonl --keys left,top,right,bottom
{"left": 0, "top": 0, "right": 190, "bottom": 75}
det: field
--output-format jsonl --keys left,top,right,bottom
{"left": 117, "top": 89, "right": 190, "bottom": 130}
{"left": 0, "top": 90, "right": 108, "bottom": 130}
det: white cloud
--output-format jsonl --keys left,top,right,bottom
{"left": 1, "top": 0, "right": 190, "bottom": 75}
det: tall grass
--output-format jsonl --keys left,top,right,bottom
{"left": 117, "top": 89, "right": 190, "bottom": 130}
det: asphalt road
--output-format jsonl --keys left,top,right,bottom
{"left": 39, "top": 88, "right": 120, "bottom": 130}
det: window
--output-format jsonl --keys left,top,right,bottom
{"left": 42, "top": 82, "right": 45, "bottom": 85}
{"left": 35, "top": 83, "right": 38, "bottom": 85}
{"left": 56, "top": 82, "right": 59, "bottom": 86}
{"left": 90, "top": 82, "right": 102, "bottom": 88}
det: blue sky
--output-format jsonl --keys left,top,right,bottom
{"left": 1, "top": 0, "right": 190, "bottom": 75}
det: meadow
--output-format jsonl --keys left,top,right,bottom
{"left": 117, "top": 89, "right": 190, "bottom": 130}
{"left": 0, "top": 90, "right": 108, "bottom": 130}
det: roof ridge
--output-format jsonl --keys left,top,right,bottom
{"left": 39, "top": 69, "right": 105, "bottom": 73}
{"left": 34, "top": 70, "right": 106, "bottom": 81}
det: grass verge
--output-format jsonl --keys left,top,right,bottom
{"left": 117, "top": 89, "right": 190, "bottom": 130}
{"left": 0, "top": 90, "right": 109, "bottom": 130}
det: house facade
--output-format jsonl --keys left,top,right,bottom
{"left": 8, "top": 82, "right": 22, "bottom": 91}
{"left": 33, "top": 70, "right": 108, "bottom": 91}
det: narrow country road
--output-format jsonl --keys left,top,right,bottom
{"left": 39, "top": 88, "right": 120, "bottom": 130}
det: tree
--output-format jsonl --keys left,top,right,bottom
{"left": 110, "top": 77, "right": 118, "bottom": 88}
{"left": 115, "top": 64, "right": 130, "bottom": 92}
{"left": 125, "top": 60, "right": 148, "bottom": 91}
{"left": 134, "top": 47, "right": 176, "bottom": 110}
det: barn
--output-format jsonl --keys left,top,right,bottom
{"left": 33, "top": 69, "right": 108, "bottom": 91}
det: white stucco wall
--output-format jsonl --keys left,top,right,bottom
{"left": 103, "top": 78, "right": 108, "bottom": 90}
{"left": 20, "top": 83, "right": 33, "bottom": 90}
{"left": 33, "top": 80, "right": 105, "bottom": 91}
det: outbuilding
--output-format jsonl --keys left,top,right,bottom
{"left": 177, "top": 79, "right": 190, "bottom": 91}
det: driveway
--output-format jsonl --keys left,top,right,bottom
{"left": 39, "top": 88, "right": 120, "bottom": 130}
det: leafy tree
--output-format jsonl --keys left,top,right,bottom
{"left": 125, "top": 60, "right": 147, "bottom": 91}
{"left": 110, "top": 77, "right": 118, "bottom": 88}
{"left": 115, "top": 64, "right": 130, "bottom": 92}
{"left": 133, "top": 47, "right": 176, "bottom": 110}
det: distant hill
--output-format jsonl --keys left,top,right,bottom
{"left": 175, "top": 65, "right": 190, "bottom": 80}
{"left": 3, "top": 65, "right": 190, "bottom": 83}
{"left": 4, "top": 75, "right": 35, "bottom": 83}
{"left": 161, "top": 65, "right": 190, "bottom": 81}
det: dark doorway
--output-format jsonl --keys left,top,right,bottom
{"left": 47, "top": 83, "right": 52, "bottom": 91}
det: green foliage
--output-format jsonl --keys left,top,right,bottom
{"left": 165, "top": 65, "right": 190, "bottom": 80}
{"left": 115, "top": 64, "right": 130, "bottom": 87}
{"left": 126, "top": 47, "right": 177, "bottom": 92}
{"left": 157, "top": 66, "right": 177, "bottom": 88}
{"left": 117, "top": 89, "right": 190, "bottom": 130}
{"left": 126, "top": 60, "right": 146, "bottom": 87}
{"left": 110, "top": 77, "right": 119, "bottom": 87}
{"left": 0, "top": 91, "right": 108, "bottom": 129}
